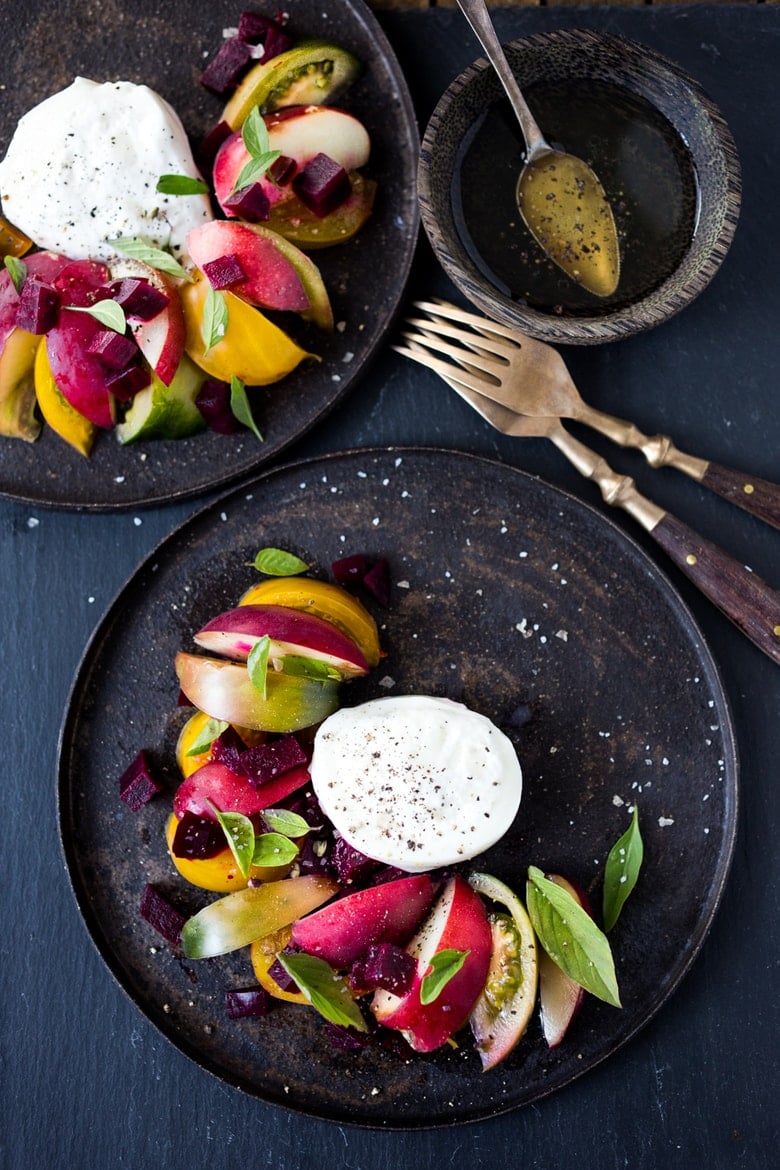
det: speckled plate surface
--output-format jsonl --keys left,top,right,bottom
{"left": 58, "top": 448, "right": 737, "bottom": 1126}
{"left": 0, "top": 0, "right": 418, "bottom": 509}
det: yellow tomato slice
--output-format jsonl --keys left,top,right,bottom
{"left": 176, "top": 710, "right": 215, "bottom": 777}
{"left": 250, "top": 925, "right": 308, "bottom": 1005}
{"left": 0, "top": 214, "right": 32, "bottom": 259}
{"left": 34, "top": 336, "right": 96, "bottom": 456}
{"left": 181, "top": 273, "right": 313, "bottom": 386}
{"left": 165, "top": 814, "right": 291, "bottom": 893}
{"left": 239, "top": 576, "right": 381, "bottom": 667}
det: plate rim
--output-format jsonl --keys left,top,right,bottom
{"left": 56, "top": 444, "right": 740, "bottom": 1127}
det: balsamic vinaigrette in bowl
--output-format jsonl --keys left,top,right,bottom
{"left": 452, "top": 79, "right": 700, "bottom": 317}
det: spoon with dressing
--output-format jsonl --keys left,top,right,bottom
{"left": 456, "top": 0, "right": 620, "bottom": 298}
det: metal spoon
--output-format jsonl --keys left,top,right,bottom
{"left": 456, "top": 0, "right": 621, "bottom": 298}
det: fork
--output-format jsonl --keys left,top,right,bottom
{"left": 396, "top": 335, "right": 780, "bottom": 665}
{"left": 400, "top": 299, "right": 780, "bottom": 531}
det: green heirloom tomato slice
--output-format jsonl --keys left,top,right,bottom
{"left": 468, "top": 871, "right": 538, "bottom": 1071}
{"left": 223, "top": 42, "right": 362, "bottom": 129}
{"left": 266, "top": 173, "right": 377, "bottom": 251}
{"left": 116, "top": 354, "right": 206, "bottom": 443}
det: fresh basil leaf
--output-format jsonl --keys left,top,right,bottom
{"left": 241, "top": 105, "right": 272, "bottom": 160}
{"left": 229, "top": 375, "right": 264, "bottom": 441}
{"left": 277, "top": 655, "right": 341, "bottom": 681}
{"left": 201, "top": 285, "right": 229, "bottom": 353}
{"left": 107, "top": 236, "right": 192, "bottom": 281}
{"left": 526, "top": 866, "right": 621, "bottom": 1008}
{"left": 603, "top": 805, "right": 643, "bottom": 932}
{"left": 156, "top": 173, "right": 209, "bottom": 195}
{"left": 185, "top": 717, "right": 229, "bottom": 757}
{"left": 251, "top": 832, "right": 299, "bottom": 868}
{"left": 213, "top": 808, "right": 255, "bottom": 879}
{"left": 262, "top": 809, "right": 310, "bottom": 839}
{"left": 233, "top": 151, "right": 282, "bottom": 195}
{"left": 4, "top": 255, "right": 27, "bottom": 294}
{"left": 276, "top": 952, "right": 368, "bottom": 1032}
{"left": 248, "top": 548, "right": 309, "bottom": 577}
{"left": 420, "top": 949, "right": 469, "bottom": 1006}
{"left": 65, "top": 300, "right": 127, "bottom": 333}
{"left": 247, "top": 635, "right": 271, "bottom": 698}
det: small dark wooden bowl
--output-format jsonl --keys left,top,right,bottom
{"left": 418, "top": 29, "right": 741, "bottom": 346}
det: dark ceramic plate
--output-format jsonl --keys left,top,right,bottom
{"left": 0, "top": 0, "right": 418, "bottom": 509}
{"left": 58, "top": 448, "right": 737, "bottom": 1127}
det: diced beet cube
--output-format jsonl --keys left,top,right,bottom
{"left": 268, "top": 154, "right": 296, "bottom": 187}
{"left": 324, "top": 1022, "right": 372, "bottom": 1051}
{"left": 267, "top": 954, "right": 300, "bottom": 993}
{"left": 237, "top": 11, "right": 278, "bottom": 43}
{"left": 140, "top": 883, "right": 185, "bottom": 947}
{"left": 198, "top": 120, "right": 233, "bottom": 172}
{"left": 362, "top": 943, "right": 417, "bottom": 995}
{"left": 292, "top": 153, "right": 351, "bottom": 218}
{"left": 225, "top": 987, "right": 269, "bottom": 1019}
{"left": 296, "top": 833, "right": 334, "bottom": 877}
{"left": 332, "top": 835, "right": 380, "bottom": 885}
{"left": 260, "top": 24, "right": 294, "bottom": 62}
{"left": 110, "top": 278, "right": 168, "bottom": 320}
{"left": 223, "top": 181, "right": 271, "bottom": 222}
{"left": 363, "top": 557, "right": 391, "bottom": 608}
{"left": 210, "top": 725, "right": 250, "bottom": 769}
{"left": 195, "top": 378, "right": 241, "bottom": 435}
{"left": 106, "top": 362, "right": 151, "bottom": 401}
{"left": 241, "top": 735, "right": 308, "bottom": 787}
{"left": 331, "top": 554, "right": 369, "bottom": 589}
{"left": 118, "top": 749, "right": 163, "bottom": 811}
{"left": 171, "top": 811, "right": 226, "bottom": 860}
{"left": 200, "top": 37, "right": 252, "bottom": 95}
{"left": 15, "top": 277, "right": 60, "bottom": 334}
{"left": 88, "top": 329, "right": 139, "bottom": 370}
{"left": 202, "top": 252, "right": 246, "bottom": 290}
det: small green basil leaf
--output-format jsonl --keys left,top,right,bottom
{"left": 232, "top": 151, "right": 282, "bottom": 195}
{"left": 277, "top": 655, "right": 341, "bottom": 681}
{"left": 4, "top": 255, "right": 27, "bottom": 294}
{"left": 251, "top": 832, "right": 299, "bottom": 868}
{"left": 247, "top": 635, "right": 271, "bottom": 698}
{"left": 156, "top": 174, "right": 209, "bottom": 195}
{"left": 603, "top": 805, "right": 643, "bottom": 932}
{"left": 276, "top": 952, "right": 368, "bottom": 1032}
{"left": 229, "top": 376, "right": 264, "bottom": 441}
{"left": 201, "top": 285, "right": 229, "bottom": 353}
{"left": 213, "top": 808, "right": 255, "bottom": 879}
{"left": 248, "top": 548, "right": 309, "bottom": 576}
{"left": 185, "top": 717, "right": 229, "bottom": 756}
{"left": 65, "top": 300, "right": 127, "bottom": 333}
{"left": 262, "top": 809, "right": 310, "bottom": 839}
{"left": 420, "top": 949, "right": 469, "bottom": 1006}
{"left": 526, "top": 866, "right": 621, "bottom": 1008}
{"left": 107, "top": 236, "right": 192, "bottom": 281}
{"left": 241, "top": 105, "right": 272, "bottom": 159}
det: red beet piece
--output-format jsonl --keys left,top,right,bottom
{"left": 241, "top": 735, "right": 308, "bottom": 788}
{"left": 195, "top": 378, "right": 242, "bottom": 434}
{"left": 200, "top": 37, "right": 252, "bottom": 95}
{"left": 349, "top": 943, "right": 416, "bottom": 996}
{"left": 267, "top": 953, "right": 300, "bottom": 993}
{"left": 110, "top": 278, "right": 168, "bottom": 320}
{"left": 202, "top": 252, "right": 246, "bottom": 290}
{"left": 140, "top": 883, "right": 185, "bottom": 947}
{"left": 331, "top": 553, "right": 369, "bottom": 589}
{"left": 210, "top": 724, "right": 249, "bottom": 769}
{"left": 15, "top": 277, "right": 60, "bottom": 334}
{"left": 268, "top": 154, "right": 296, "bottom": 186}
{"left": 362, "top": 557, "right": 391, "bottom": 608}
{"left": 225, "top": 987, "right": 269, "bottom": 1019}
{"left": 324, "top": 1022, "right": 372, "bottom": 1050}
{"left": 199, "top": 120, "right": 233, "bottom": 172}
{"left": 88, "top": 329, "right": 139, "bottom": 370}
{"left": 105, "top": 362, "right": 151, "bottom": 401}
{"left": 292, "top": 154, "right": 351, "bottom": 218}
{"left": 260, "top": 24, "right": 294, "bottom": 62}
{"left": 223, "top": 181, "right": 271, "bottom": 222}
{"left": 332, "top": 835, "right": 380, "bottom": 885}
{"left": 171, "top": 811, "right": 226, "bottom": 860}
{"left": 118, "top": 749, "right": 163, "bottom": 811}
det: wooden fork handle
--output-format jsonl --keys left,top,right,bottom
{"left": 580, "top": 405, "right": 780, "bottom": 530}
{"left": 551, "top": 424, "right": 780, "bottom": 663}
{"left": 649, "top": 513, "right": 780, "bottom": 664}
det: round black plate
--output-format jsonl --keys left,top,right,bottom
{"left": 0, "top": 0, "right": 418, "bottom": 509}
{"left": 58, "top": 448, "right": 737, "bottom": 1126}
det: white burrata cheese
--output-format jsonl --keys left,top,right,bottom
{"left": 310, "top": 695, "right": 522, "bottom": 873}
{"left": 0, "top": 77, "right": 212, "bottom": 262}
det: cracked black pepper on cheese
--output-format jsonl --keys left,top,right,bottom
{"left": 310, "top": 695, "right": 523, "bottom": 873}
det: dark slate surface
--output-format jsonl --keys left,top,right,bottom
{"left": 1, "top": 4, "right": 778, "bottom": 1168}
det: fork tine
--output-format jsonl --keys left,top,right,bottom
{"left": 392, "top": 341, "right": 507, "bottom": 399}
{"left": 413, "top": 299, "right": 524, "bottom": 346}
{"left": 399, "top": 327, "right": 503, "bottom": 384}
{"left": 404, "top": 312, "right": 516, "bottom": 364}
